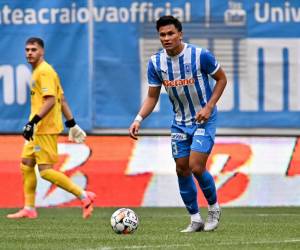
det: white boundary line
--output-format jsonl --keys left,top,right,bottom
{"left": 99, "top": 244, "right": 191, "bottom": 250}
{"left": 255, "top": 213, "right": 300, "bottom": 217}
{"left": 226, "top": 213, "right": 300, "bottom": 217}
{"left": 211, "top": 239, "right": 300, "bottom": 247}
{"left": 86, "top": 239, "right": 300, "bottom": 250}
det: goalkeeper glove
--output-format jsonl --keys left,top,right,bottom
{"left": 65, "top": 118, "right": 86, "bottom": 143}
{"left": 23, "top": 115, "right": 41, "bottom": 141}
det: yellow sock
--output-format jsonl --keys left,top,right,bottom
{"left": 21, "top": 164, "right": 37, "bottom": 208}
{"left": 39, "top": 169, "right": 83, "bottom": 198}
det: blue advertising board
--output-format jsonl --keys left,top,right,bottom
{"left": 1, "top": 0, "right": 300, "bottom": 131}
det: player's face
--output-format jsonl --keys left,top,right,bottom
{"left": 25, "top": 42, "right": 44, "bottom": 67}
{"left": 158, "top": 24, "right": 183, "bottom": 55}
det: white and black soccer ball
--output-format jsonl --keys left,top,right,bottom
{"left": 110, "top": 208, "right": 139, "bottom": 234}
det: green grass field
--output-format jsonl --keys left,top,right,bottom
{"left": 0, "top": 207, "right": 299, "bottom": 250}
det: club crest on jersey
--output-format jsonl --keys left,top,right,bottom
{"left": 184, "top": 64, "right": 191, "bottom": 74}
{"left": 171, "top": 133, "right": 187, "bottom": 141}
{"left": 160, "top": 69, "right": 168, "bottom": 75}
{"left": 34, "top": 145, "right": 41, "bottom": 152}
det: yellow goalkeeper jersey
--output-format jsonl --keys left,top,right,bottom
{"left": 30, "top": 60, "right": 64, "bottom": 134}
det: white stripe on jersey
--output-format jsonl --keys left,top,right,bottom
{"left": 184, "top": 47, "right": 201, "bottom": 123}
{"left": 168, "top": 53, "right": 193, "bottom": 125}
{"left": 196, "top": 48, "right": 208, "bottom": 103}
{"left": 160, "top": 51, "right": 184, "bottom": 123}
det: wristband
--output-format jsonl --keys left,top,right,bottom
{"left": 134, "top": 114, "right": 143, "bottom": 123}
{"left": 30, "top": 114, "right": 41, "bottom": 124}
{"left": 65, "top": 118, "right": 76, "bottom": 128}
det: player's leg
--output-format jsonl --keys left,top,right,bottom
{"left": 171, "top": 125, "right": 204, "bottom": 232}
{"left": 21, "top": 158, "right": 37, "bottom": 210}
{"left": 7, "top": 141, "right": 38, "bottom": 219}
{"left": 36, "top": 134, "right": 96, "bottom": 218}
{"left": 190, "top": 151, "right": 217, "bottom": 206}
{"left": 190, "top": 151, "right": 221, "bottom": 231}
{"left": 175, "top": 157, "right": 204, "bottom": 232}
{"left": 38, "top": 164, "right": 95, "bottom": 217}
{"left": 190, "top": 122, "right": 221, "bottom": 231}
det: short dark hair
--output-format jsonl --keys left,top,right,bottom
{"left": 26, "top": 37, "right": 44, "bottom": 48}
{"left": 156, "top": 15, "right": 182, "bottom": 32}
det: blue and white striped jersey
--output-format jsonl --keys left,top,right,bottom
{"left": 147, "top": 43, "right": 220, "bottom": 126}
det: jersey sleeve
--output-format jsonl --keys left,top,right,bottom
{"left": 147, "top": 59, "right": 162, "bottom": 87}
{"left": 57, "top": 76, "right": 64, "bottom": 95}
{"left": 200, "top": 49, "right": 220, "bottom": 75}
{"left": 39, "top": 70, "right": 56, "bottom": 96}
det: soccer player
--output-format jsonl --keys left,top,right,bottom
{"left": 7, "top": 37, "right": 95, "bottom": 219}
{"left": 129, "top": 16, "right": 227, "bottom": 232}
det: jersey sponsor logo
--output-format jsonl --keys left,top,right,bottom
{"left": 163, "top": 78, "right": 195, "bottom": 87}
{"left": 195, "top": 128, "right": 205, "bottom": 136}
{"left": 171, "top": 133, "right": 187, "bottom": 141}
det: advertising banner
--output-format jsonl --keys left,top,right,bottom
{"left": 0, "top": 0, "right": 92, "bottom": 132}
{"left": 0, "top": 135, "right": 299, "bottom": 207}
{"left": 1, "top": 0, "right": 300, "bottom": 130}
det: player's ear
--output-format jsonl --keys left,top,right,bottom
{"left": 179, "top": 31, "right": 183, "bottom": 40}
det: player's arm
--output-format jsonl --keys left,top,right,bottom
{"left": 61, "top": 94, "right": 74, "bottom": 121}
{"left": 196, "top": 67, "right": 227, "bottom": 123}
{"left": 195, "top": 49, "right": 227, "bottom": 123}
{"left": 129, "top": 86, "right": 161, "bottom": 140}
{"left": 61, "top": 95, "right": 86, "bottom": 143}
{"left": 22, "top": 95, "right": 55, "bottom": 141}
{"left": 38, "top": 95, "right": 56, "bottom": 117}
{"left": 208, "top": 67, "right": 227, "bottom": 108}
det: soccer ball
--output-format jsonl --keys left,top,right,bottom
{"left": 110, "top": 208, "right": 139, "bottom": 234}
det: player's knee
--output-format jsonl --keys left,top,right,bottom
{"left": 189, "top": 162, "right": 206, "bottom": 176}
{"left": 189, "top": 155, "right": 208, "bottom": 175}
{"left": 21, "top": 158, "right": 35, "bottom": 167}
{"left": 176, "top": 164, "right": 190, "bottom": 177}
{"left": 38, "top": 164, "right": 52, "bottom": 172}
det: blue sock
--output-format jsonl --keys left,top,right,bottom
{"left": 178, "top": 175, "right": 199, "bottom": 214}
{"left": 194, "top": 171, "right": 217, "bottom": 205}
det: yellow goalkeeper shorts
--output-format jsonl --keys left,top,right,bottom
{"left": 21, "top": 134, "right": 59, "bottom": 165}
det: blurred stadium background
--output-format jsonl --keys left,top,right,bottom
{"left": 1, "top": 0, "right": 300, "bottom": 210}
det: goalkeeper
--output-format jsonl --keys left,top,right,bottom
{"left": 7, "top": 37, "right": 95, "bottom": 219}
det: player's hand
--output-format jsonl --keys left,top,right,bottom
{"left": 22, "top": 121, "right": 35, "bottom": 141}
{"left": 129, "top": 121, "right": 140, "bottom": 140}
{"left": 68, "top": 125, "right": 86, "bottom": 143}
{"left": 195, "top": 105, "right": 213, "bottom": 124}
{"left": 22, "top": 115, "right": 41, "bottom": 141}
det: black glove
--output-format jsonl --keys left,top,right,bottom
{"left": 23, "top": 115, "right": 41, "bottom": 141}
